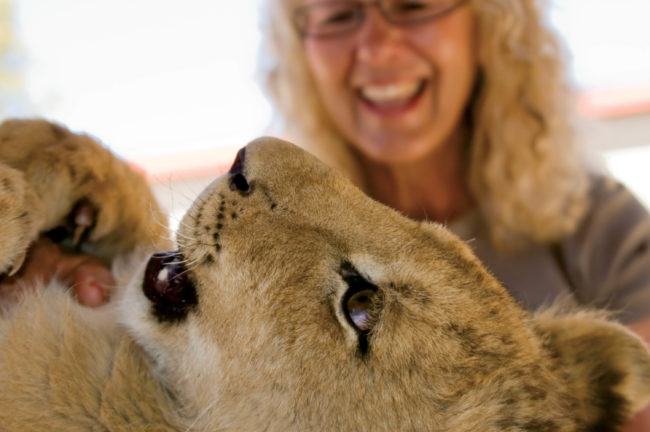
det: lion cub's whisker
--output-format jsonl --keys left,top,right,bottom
{"left": 183, "top": 397, "right": 220, "bottom": 432}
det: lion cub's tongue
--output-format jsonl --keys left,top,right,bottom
{"left": 142, "top": 251, "right": 197, "bottom": 321}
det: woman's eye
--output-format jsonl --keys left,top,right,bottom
{"left": 389, "top": 0, "right": 447, "bottom": 18}
{"left": 317, "top": 5, "right": 357, "bottom": 25}
{"left": 347, "top": 289, "right": 375, "bottom": 333}
{"left": 398, "top": 0, "right": 429, "bottom": 11}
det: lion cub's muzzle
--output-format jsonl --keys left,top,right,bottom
{"left": 143, "top": 251, "right": 198, "bottom": 323}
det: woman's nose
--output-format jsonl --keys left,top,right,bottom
{"left": 355, "top": 7, "right": 405, "bottom": 63}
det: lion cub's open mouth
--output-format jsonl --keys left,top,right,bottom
{"left": 143, "top": 251, "right": 198, "bottom": 323}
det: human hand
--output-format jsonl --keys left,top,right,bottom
{"left": 0, "top": 236, "right": 114, "bottom": 307}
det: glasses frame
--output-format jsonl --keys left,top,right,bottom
{"left": 293, "top": 0, "right": 470, "bottom": 39}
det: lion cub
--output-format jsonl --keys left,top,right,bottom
{"left": 0, "top": 119, "right": 649, "bottom": 431}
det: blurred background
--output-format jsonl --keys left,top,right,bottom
{"left": 1, "top": 0, "right": 649, "bottom": 230}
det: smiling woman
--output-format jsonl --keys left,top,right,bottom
{"left": 301, "top": 0, "right": 477, "bottom": 168}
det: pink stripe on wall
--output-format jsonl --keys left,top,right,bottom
{"left": 577, "top": 84, "right": 650, "bottom": 119}
{"left": 130, "top": 146, "right": 240, "bottom": 183}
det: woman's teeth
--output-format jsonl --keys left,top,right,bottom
{"left": 360, "top": 81, "right": 423, "bottom": 106}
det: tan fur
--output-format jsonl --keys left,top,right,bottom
{"left": 0, "top": 120, "right": 648, "bottom": 431}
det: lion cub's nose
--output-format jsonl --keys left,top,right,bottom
{"left": 143, "top": 251, "right": 197, "bottom": 322}
{"left": 228, "top": 147, "right": 250, "bottom": 193}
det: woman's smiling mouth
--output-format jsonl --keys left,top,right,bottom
{"left": 358, "top": 79, "right": 427, "bottom": 114}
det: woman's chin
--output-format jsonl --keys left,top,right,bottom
{"left": 353, "top": 136, "right": 444, "bottom": 166}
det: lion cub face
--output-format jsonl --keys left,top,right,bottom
{"left": 120, "top": 138, "right": 650, "bottom": 431}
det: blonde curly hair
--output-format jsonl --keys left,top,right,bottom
{"left": 257, "top": 0, "right": 589, "bottom": 251}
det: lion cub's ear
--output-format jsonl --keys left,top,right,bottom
{"left": 534, "top": 311, "right": 650, "bottom": 428}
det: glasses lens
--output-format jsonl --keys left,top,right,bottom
{"left": 383, "top": 0, "right": 464, "bottom": 24}
{"left": 295, "top": 2, "right": 361, "bottom": 37}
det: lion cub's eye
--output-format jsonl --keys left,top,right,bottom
{"left": 346, "top": 289, "right": 375, "bottom": 333}
{"left": 340, "top": 263, "right": 378, "bottom": 335}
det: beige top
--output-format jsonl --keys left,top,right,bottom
{"left": 449, "top": 176, "right": 650, "bottom": 324}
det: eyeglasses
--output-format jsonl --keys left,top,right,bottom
{"left": 293, "top": 0, "right": 469, "bottom": 38}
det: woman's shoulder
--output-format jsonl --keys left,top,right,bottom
{"left": 559, "top": 172, "right": 650, "bottom": 322}
{"left": 577, "top": 173, "right": 650, "bottom": 242}
{"left": 588, "top": 173, "right": 644, "bottom": 204}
